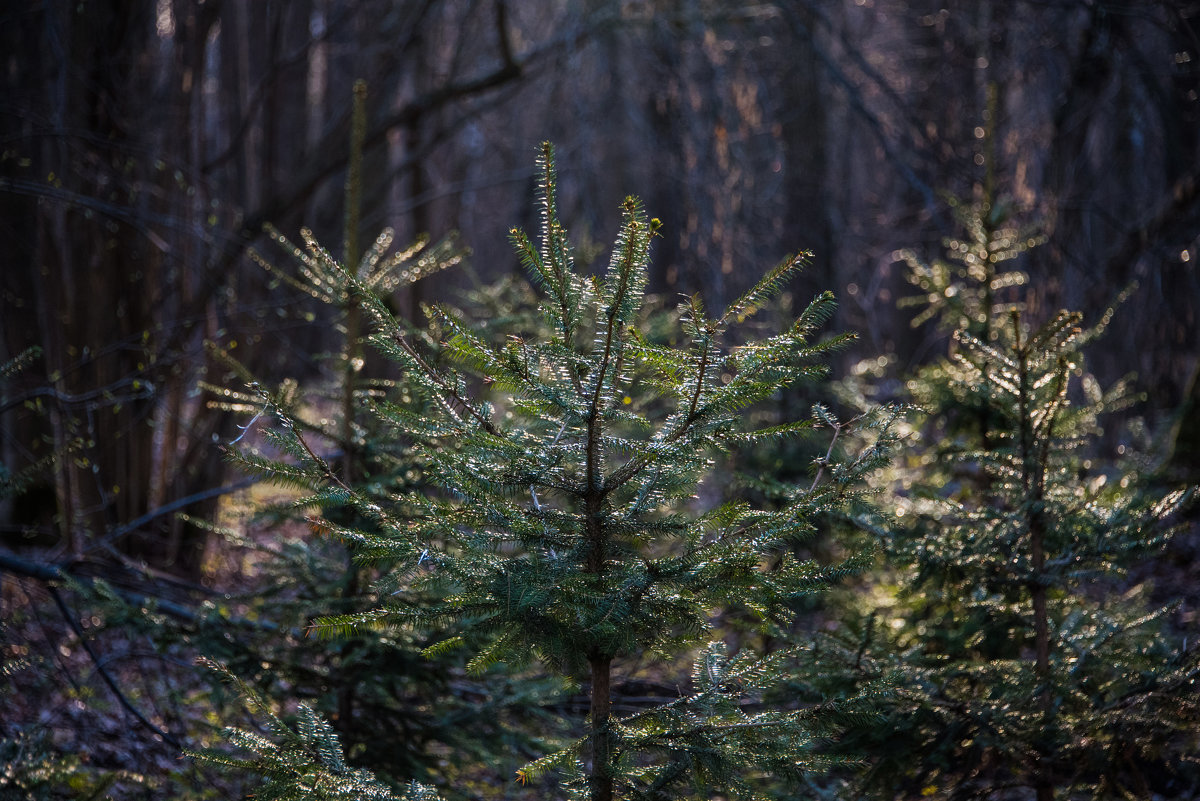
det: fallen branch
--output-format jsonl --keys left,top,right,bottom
{"left": 48, "top": 585, "right": 184, "bottom": 750}
{"left": 0, "top": 549, "right": 294, "bottom": 635}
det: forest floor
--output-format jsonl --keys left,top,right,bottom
{"left": 1, "top": 483, "right": 568, "bottom": 800}
{"left": 0, "top": 490, "right": 312, "bottom": 800}
{"left": 2, "top": 495, "right": 1198, "bottom": 800}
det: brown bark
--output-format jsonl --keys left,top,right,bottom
{"left": 589, "top": 654, "right": 614, "bottom": 801}
{"left": 1016, "top": 321, "right": 1055, "bottom": 801}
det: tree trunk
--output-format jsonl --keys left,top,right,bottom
{"left": 589, "top": 654, "right": 614, "bottom": 801}
{"left": 1017, "top": 323, "right": 1055, "bottom": 801}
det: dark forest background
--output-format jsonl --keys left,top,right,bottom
{"left": 2, "top": 0, "right": 1198, "bottom": 636}
{"left": 3, "top": 2, "right": 1200, "bottom": 798}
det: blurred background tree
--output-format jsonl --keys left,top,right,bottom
{"left": 3, "top": 0, "right": 1197, "bottom": 571}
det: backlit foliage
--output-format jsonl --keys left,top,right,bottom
{"left": 209, "top": 143, "right": 897, "bottom": 800}
{"left": 826, "top": 204, "right": 1199, "bottom": 800}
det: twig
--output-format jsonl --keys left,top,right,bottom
{"left": 289, "top": 424, "right": 353, "bottom": 493}
{"left": 809, "top": 413, "right": 867, "bottom": 493}
{"left": 0, "top": 549, "right": 292, "bottom": 634}
{"left": 49, "top": 586, "right": 183, "bottom": 750}
{"left": 808, "top": 424, "right": 841, "bottom": 493}
{"left": 86, "top": 474, "right": 261, "bottom": 554}
{"left": 390, "top": 330, "right": 501, "bottom": 436}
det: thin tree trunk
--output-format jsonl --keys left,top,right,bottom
{"left": 589, "top": 654, "right": 613, "bottom": 801}
{"left": 1016, "top": 318, "right": 1054, "bottom": 801}
{"left": 336, "top": 78, "right": 368, "bottom": 735}
{"left": 1031, "top": 507, "right": 1053, "bottom": 801}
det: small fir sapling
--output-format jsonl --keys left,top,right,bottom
{"left": 821, "top": 199, "right": 1199, "bottom": 800}
{"left": 202, "top": 142, "right": 898, "bottom": 801}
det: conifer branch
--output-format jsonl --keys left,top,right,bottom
{"left": 603, "top": 320, "right": 713, "bottom": 494}
{"left": 287, "top": 421, "right": 352, "bottom": 494}
{"left": 684, "top": 337, "right": 711, "bottom": 427}
{"left": 388, "top": 329, "right": 501, "bottom": 437}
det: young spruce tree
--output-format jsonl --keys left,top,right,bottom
{"left": 827, "top": 200, "right": 1200, "bottom": 800}
{"left": 208, "top": 143, "right": 893, "bottom": 800}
